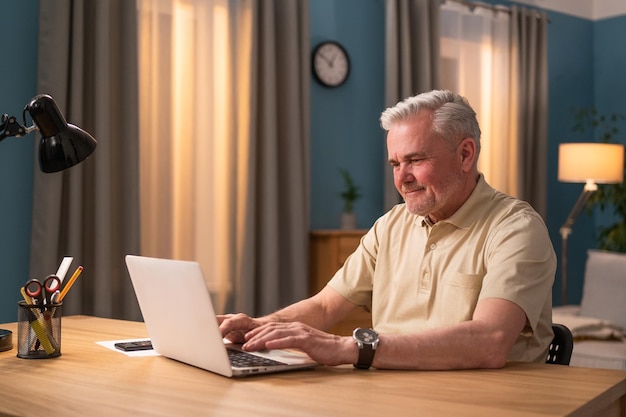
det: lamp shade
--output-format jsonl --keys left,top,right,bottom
{"left": 558, "top": 143, "right": 624, "bottom": 184}
{"left": 25, "top": 94, "right": 97, "bottom": 173}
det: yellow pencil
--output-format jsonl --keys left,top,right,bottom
{"left": 58, "top": 266, "right": 83, "bottom": 302}
{"left": 20, "top": 287, "right": 40, "bottom": 318}
{"left": 20, "top": 287, "right": 35, "bottom": 305}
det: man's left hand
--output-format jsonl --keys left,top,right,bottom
{"left": 242, "top": 321, "right": 356, "bottom": 366}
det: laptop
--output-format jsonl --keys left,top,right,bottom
{"left": 124, "top": 255, "right": 319, "bottom": 377}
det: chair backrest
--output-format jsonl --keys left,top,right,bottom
{"left": 546, "top": 324, "right": 573, "bottom": 365}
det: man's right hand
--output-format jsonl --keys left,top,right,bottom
{"left": 217, "top": 313, "right": 265, "bottom": 343}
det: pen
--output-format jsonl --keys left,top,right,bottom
{"left": 58, "top": 266, "right": 83, "bottom": 302}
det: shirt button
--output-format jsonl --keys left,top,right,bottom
{"left": 430, "top": 243, "right": 437, "bottom": 250}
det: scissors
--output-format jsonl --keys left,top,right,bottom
{"left": 24, "top": 275, "right": 61, "bottom": 305}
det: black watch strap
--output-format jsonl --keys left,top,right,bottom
{"left": 354, "top": 344, "right": 375, "bottom": 369}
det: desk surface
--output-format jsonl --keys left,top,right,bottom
{"left": 1, "top": 316, "right": 625, "bottom": 417}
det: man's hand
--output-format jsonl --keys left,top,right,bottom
{"left": 242, "top": 321, "right": 357, "bottom": 366}
{"left": 217, "top": 288, "right": 361, "bottom": 366}
{"left": 217, "top": 313, "right": 266, "bottom": 344}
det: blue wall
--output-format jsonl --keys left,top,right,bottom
{"left": 0, "top": 0, "right": 38, "bottom": 323}
{"left": 544, "top": 11, "right": 596, "bottom": 306}
{"left": 593, "top": 15, "right": 626, "bottom": 239}
{"left": 310, "top": 0, "right": 385, "bottom": 230}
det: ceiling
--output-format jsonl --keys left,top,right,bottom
{"left": 514, "top": 0, "right": 626, "bottom": 20}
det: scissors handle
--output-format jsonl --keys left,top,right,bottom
{"left": 24, "top": 276, "right": 61, "bottom": 304}
{"left": 43, "top": 275, "right": 61, "bottom": 293}
{"left": 24, "top": 279, "right": 42, "bottom": 297}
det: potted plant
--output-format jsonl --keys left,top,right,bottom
{"left": 573, "top": 108, "right": 626, "bottom": 252}
{"left": 339, "top": 168, "right": 361, "bottom": 229}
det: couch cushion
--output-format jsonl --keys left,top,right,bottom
{"left": 570, "top": 340, "right": 626, "bottom": 370}
{"left": 552, "top": 311, "right": 624, "bottom": 340}
{"left": 580, "top": 249, "right": 626, "bottom": 329}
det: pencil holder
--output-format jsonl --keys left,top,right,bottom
{"left": 17, "top": 300, "right": 62, "bottom": 359}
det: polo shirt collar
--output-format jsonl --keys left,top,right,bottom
{"left": 418, "top": 174, "right": 494, "bottom": 229}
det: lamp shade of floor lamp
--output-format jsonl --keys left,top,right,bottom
{"left": 558, "top": 142, "right": 624, "bottom": 305}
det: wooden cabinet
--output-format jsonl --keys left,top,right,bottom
{"left": 309, "top": 230, "right": 372, "bottom": 335}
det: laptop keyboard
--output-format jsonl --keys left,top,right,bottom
{"left": 227, "top": 347, "right": 286, "bottom": 367}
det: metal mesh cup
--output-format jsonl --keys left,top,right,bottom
{"left": 17, "top": 300, "right": 62, "bottom": 359}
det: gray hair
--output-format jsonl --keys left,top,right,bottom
{"left": 380, "top": 90, "right": 481, "bottom": 153}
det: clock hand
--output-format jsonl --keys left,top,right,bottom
{"left": 318, "top": 52, "right": 333, "bottom": 66}
{"left": 328, "top": 53, "right": 337, "bottom": 66}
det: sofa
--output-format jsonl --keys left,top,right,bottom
{"left": 552, "top": 249, "right": 626, "bottom": 370}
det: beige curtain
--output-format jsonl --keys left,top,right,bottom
{"left": 30, "top": 0, "right": 142, "bottom": 320}
{"left": 439, "top": 1, "right": 548, "bottom": 217}
{"left": 440, "top": 2, "right": 517, "bottom": 196}
{"left": 384, "top": 0, "right": 441, "bottom": 211}
{"left": 137, "top": 0, "right": 310, "bottom": 316}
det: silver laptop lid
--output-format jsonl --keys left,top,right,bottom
{"left": 125, "top": 255, "right": 234, "bottom": 376}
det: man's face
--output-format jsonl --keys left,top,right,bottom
{"left": 386, "top": 110, "right": 467, "bottom": 221}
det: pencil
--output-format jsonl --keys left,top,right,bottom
{"left": 58, "top": 266, "right": 83, "bottom": 302}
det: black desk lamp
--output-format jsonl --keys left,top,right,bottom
{"left": 0, "top": 94, "right": 97, "bottom": 172}
{"left": 0, "top": 94, "right": 97, "bottom": 351}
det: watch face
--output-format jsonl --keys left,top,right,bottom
{"left": 354, "top": 328, "right": 378, "bottom": 344}
{"left": 312, "top": 41, "right": 350, "bottom": 88}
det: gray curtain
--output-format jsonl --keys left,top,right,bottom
{"left": 31, "top": 0, "right": 310, "bottom": 320}
{"left": 512, "top": 5, "right": 549, "bottom": 219}
{"left": 235, "top": 0, "right": 311, "bottom": 316}
{"left": 384, "top": 0, "right": 441, "bottom": 211}
{"left": 30, "top": 0, "right": 141, "bottom": 320}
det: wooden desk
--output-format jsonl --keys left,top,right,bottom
{"left": 1, "top": 316, "right": 626, "bottom": 417}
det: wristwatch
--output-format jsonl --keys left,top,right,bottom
{"left": 353, "top": 328, "right": 379, "bottom": 369}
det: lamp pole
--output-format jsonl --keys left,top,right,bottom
{"left": 559, "top": 182, "right": 596, "bottom": 305}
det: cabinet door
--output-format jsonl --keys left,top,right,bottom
{"left": 309, "top": 230, "right": 372, "bottom": 335}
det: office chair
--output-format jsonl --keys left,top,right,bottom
{"left": 546, "top": 323, "right": 574, "bottom": 365}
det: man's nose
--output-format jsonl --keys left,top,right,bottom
{"left": 395, "top": 164, "right": 413, "bottom": 182}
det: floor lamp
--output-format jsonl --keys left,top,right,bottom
{"left": 558, "top": 142, "right": 624, "bottom": 305}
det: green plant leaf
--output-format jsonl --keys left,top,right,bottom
{"left": 573, "top": 107, "right": 626, "bottom": 252}
{"left": 338, "top": 168, "right": 361, "bottom": 213}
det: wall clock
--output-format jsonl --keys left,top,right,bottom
{"left": 312, "top": 41, "right": 350, "bottom": 88}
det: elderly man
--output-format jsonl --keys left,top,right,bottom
{"left": 219, "top": 90, "right": 555, "bottom": 370}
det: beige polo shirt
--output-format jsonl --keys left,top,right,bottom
{"left": 328, "top": 175, "right": 556, "bottom": 362}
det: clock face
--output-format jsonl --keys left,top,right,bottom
{"left": 312, "top": 41, "right": 350, "bottom": 88}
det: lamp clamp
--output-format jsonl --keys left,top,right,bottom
{"left": 0, "top": 113, "right": 37, "bottom": 142}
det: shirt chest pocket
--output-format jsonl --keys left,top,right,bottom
{"left": 431, "top": 273, "right": 484, "bottom": 325}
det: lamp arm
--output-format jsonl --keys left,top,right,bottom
{"left": 559, "top": 187, "right": 595, "bottom": 239}
{"left": 0, "top": 114, "right": 38, "bottom": 143}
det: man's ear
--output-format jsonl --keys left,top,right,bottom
{"left": 458, "top": 137, "right": 477, "bottom": 171}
